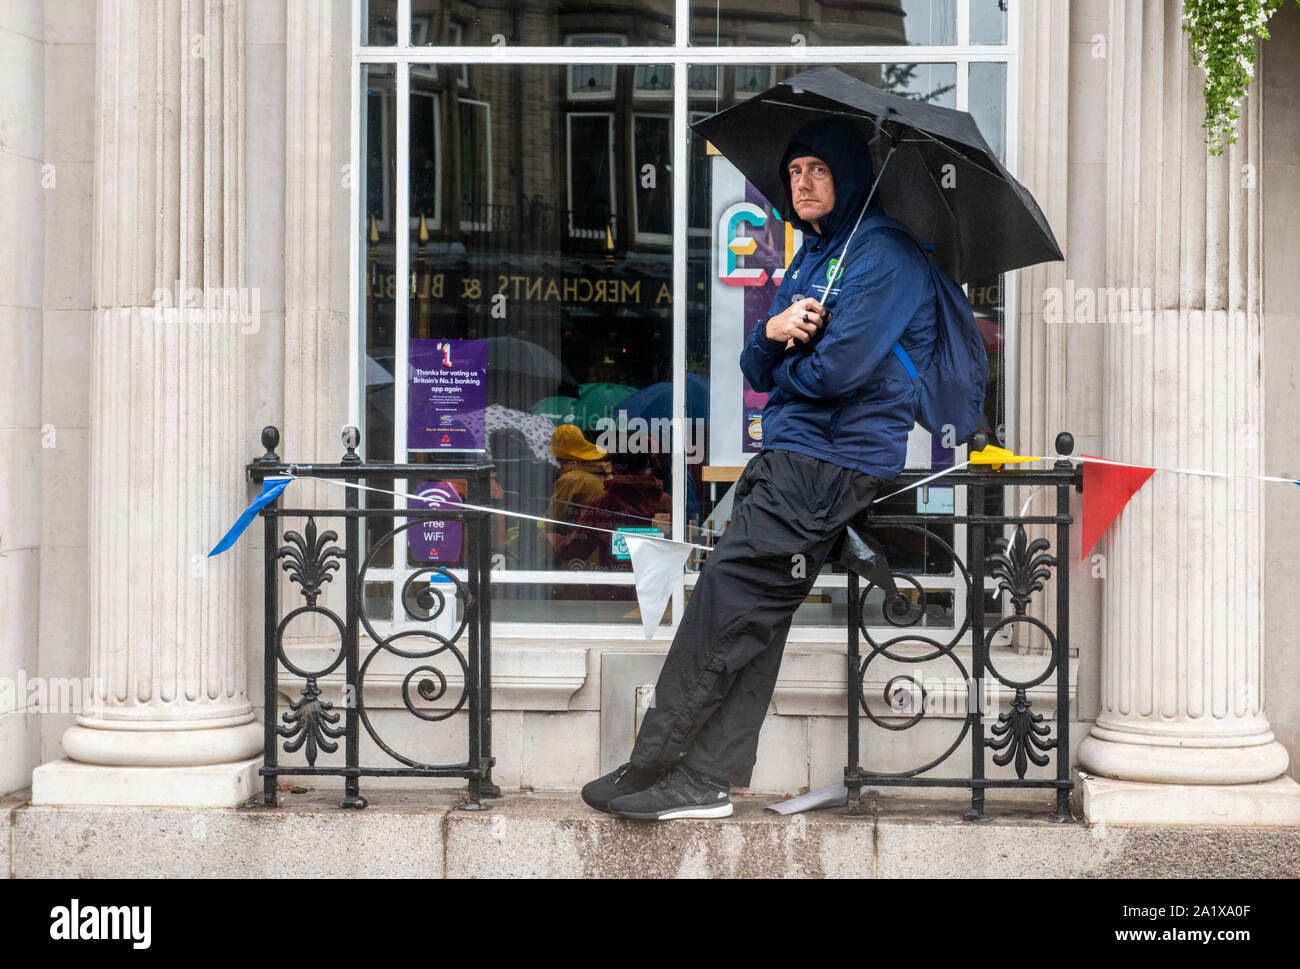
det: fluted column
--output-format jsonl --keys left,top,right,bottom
{"left": 33, "top": 0, "right": 261, "bottom": 804}
{"left": 1077, "top": 0, "right": 1297, "bottom": 822}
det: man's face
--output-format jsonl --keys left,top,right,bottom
{"left": 788, "top": 155, "right": 835, "bottom": 230}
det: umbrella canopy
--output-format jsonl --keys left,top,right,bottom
{"left": 487, "top": 336, "right": 580, "bottom": 397}
{"left": 691, "top": 67, "right": 1063, "bottom": 284}
{"left": 615, "top": 373, "right": 710, "bottom": 424}
{"left": 531, "top": 395, "right": 579, "bottom": 425}
{"left": 531, "top": 382, "right": 637, "bottom": 430}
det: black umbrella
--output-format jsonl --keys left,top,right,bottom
{"left": 486, "top": 336, "right": 581, "bottom": 402}
{"left": 691, "top": 67, "right": 1063, "bottom": 284}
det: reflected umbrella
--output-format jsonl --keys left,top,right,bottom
{"left": 615, "top": 373, "right": 710, "bottom": 424}
{"left": 532, "top": 382, "right": 637, "bottom": 431}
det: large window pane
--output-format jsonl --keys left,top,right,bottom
{"left": 970, "top": 0, "right": 1010, "bottom": 46}
{"left": 410, "top": 0, "right": 673, "bottom": 46}
{"left": 367, "top": 63, "right": 679, "bottom": 623}
{"left": 967, "top": 62, "right": 1007, "bottom": 448}
{"left": 363, "top": 63, "right": 397, "bottom": 466}
{"left": 362, "top": 0, "right": 398, "bottom": 45}
{"left": 690, "top": 0, "right": 956, "bottom": 47}
{"left": 361, "top": 63, "right": 398, "bottom": 569}
{"left": 879, "top": 62, "right": 957, "bottom": 107}
{"left": 969, "top": 61, "right": 1007, "bottom": 163}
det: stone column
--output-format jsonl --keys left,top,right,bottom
{"left": 1076, "top": 0, "right": 1299, "bottom": 824}
{"left": 32, "top": 0, "right": 262, "bottom": 806}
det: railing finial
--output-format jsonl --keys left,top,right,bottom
{"left": 341, "top": 425, "right": 362, "bottom": 465}
{"left": 258, "top": 426, "right": 281, "bottom": 466}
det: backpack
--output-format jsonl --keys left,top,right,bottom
{"left": 857, "top": 215, "right": 990, "bottom": 447}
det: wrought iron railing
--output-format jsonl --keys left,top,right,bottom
{"left": 846, "top": 431, "right": 1083, "bottom": 822}
{"left": 249, "top": 426, "right": 497, "bottom": 809}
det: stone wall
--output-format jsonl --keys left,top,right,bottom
{"left": 0, "top": 0, "right": 47, "bottom": 794}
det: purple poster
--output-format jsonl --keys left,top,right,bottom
{"left": 408, "top": 338, "right": 487, "bottom": 451}
{"left": 407, "top": 481, "right": 463, "bottom": 563}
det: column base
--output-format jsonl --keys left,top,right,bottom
{"left": 62, "top": 716, "right": 263, "bottom": 767}
{"left": 30, "top": 757, "right": 262, "bottom": 808}
{"left": 1080, "top": 773, "right": 1300, "bottom": 826}
{"left": 1077, "top": 731, "right": 1290, "bottom": 784}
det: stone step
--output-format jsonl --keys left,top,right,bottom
{"left": 5, "top": 787, "right": 1298, "bottom": 879}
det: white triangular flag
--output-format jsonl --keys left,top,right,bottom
{"left": 625, "top": 534, "right": 692, "bottom": 644}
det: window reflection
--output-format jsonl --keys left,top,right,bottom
{"left": 689, "top": 0, "right": 956, "bottom": 47}
{"left": 407, "top": 1, "right": 673, "bottom": 46}
{"left": 362, "top": 63, "right": 681, "bottom": 621}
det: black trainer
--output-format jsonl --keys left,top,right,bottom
{"left": 606, "top": 764, "right": 732, "bottom": 820}
{"left": 581, "top": 762, "right": 663, "bottom": 813}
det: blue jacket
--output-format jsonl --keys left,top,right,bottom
{"left": 739, "top": 118, "right": 936, "bottom": 480}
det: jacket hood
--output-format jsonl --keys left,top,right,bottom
{"left": 779, "top": 117, "right": 885, "bottom": 239}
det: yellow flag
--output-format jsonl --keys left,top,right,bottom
{"left": 969, "top": 444, "right": 1044, "bottom": 470}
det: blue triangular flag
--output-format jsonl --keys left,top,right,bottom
{"left": 209, "top": 476, "right": 294, "bottom": 556}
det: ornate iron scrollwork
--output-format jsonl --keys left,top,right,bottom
{"left": 987, "top": 526, "right": 1056, "bottom": 616}
{"left": 845, "top": 455, "right": 1082, "bottom": 822}
{"left": 987, "top": 687, "right": 1055, "bottom": 778}
{"left": 277, "top": 678, "right": 344, "bottom": 766}
{"left": 253, "top": 425, "right": 496, "bottom": 810}
{"left": 278, "top": 517, "right": 343, "bottom": 606}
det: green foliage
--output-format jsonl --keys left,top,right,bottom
{"left": 1181, "top": 0, "right": 1297, "bottom": 155}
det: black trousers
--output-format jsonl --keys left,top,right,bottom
{"left": 629, "top": 448, "right": 884, "bottom": 787}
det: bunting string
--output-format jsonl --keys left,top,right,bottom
{"left": 213, "top": 449, "right": 1300, "bottom": 641}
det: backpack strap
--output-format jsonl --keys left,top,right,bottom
{"left": 892, "top": 343, "right": 918, "bottom": 379}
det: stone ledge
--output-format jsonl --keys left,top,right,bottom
{"left": 11, "top": 788, "right": 458, "bottom": 879}
{"left": 5, "top": 787, "right": 1298, "bottom": 878}
{"left": 1081, "top": 774, "right": 1300, "bottom": 826}
{"left": 31, "top": 757, "right": 262, "bottom": 807}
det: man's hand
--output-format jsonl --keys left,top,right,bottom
{"left": 766, "top": 297, "right": 830, "bottom": 349}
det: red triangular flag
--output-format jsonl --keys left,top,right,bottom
{"left": 1080, "top": 455, "right": 1155, "bottom": 560}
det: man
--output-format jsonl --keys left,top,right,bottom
{"left": 581, "top": 117, "right": 937, "bottom": 819}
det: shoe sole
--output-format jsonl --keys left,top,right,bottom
{"left": 611, "top": 802, "right": 733, "bottom": 821}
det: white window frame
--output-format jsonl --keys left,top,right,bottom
{"left": 350, "top": 0, "right": 1020, "bottom": 641}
